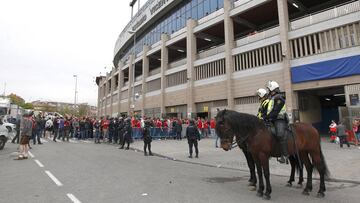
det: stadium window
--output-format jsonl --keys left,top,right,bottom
{"left": 217, "top": 0, "right": 223, "bottom": 9}
{"left": 210, "top": 0, "right": 217, "bottom": 11}
{"left": 204, "top": 0, "right": 210, "bottom": 15}
{"left": 198, "top": 2, "right": 204, "bottom": 19}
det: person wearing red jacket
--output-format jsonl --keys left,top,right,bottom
{"left": 163, "top": 119, "right": 169, "bottom": 138}
{"left": 197, "top": 118, "right": 203, "bottom": 138}
{"left": 210, "top": 118, "right": 219, "bottom": 147}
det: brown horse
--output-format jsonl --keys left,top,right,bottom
{"left": 215, "top": 109, "right": 329, "bottom": 200}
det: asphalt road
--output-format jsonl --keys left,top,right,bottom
{"left": 1, "top": 140, "right": 359, "bottom": 203}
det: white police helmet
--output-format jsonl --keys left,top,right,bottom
{"left": 266, "top": 80, "right": 279, "bottom": 91}
{"left": 256, "top": 88, "right": 267, "bottom": 98}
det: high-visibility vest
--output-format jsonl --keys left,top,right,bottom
{"left": 257, "top": 99, "right": 269, "bottom": 119}
{"left": 267, "top": 95, "right": 286, "bottom": 119}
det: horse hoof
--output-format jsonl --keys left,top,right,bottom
{"left": 317, "top": 192, "right": 325, "bottom": 198}
{"left": 263, "top": 194, "right": 271, "bottom": 200}
{"left": 248, "top": 185, "right": 256, "bottom": 191}
{"left": 256, "top": 192, "right": 263, "bottom": 197}
{"left": 302, "top": 190, "right": 310, "bottom": 196}
{"left": 286, "top": 182, "right": 292, "bottom": 187}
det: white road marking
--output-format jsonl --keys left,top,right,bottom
{"left": 28, "top": 151, "right": 35, "bottom": 158}
{"left": 67, "top": 193, "right": 82, "bottom": 203}
{"left": 34, "top": 159, "right": 44, "bottom": 168}
{"left": 141, "top": 193, "right": 148, "bottom": 196}
{"left": 45, "top": 171, "right": 63, "bottom": 186}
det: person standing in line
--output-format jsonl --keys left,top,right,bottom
{"left": 14, "top": 112, "right": 33, "bottom": 160}
{"left": 352, "top": 118, "right": 359, "bottom": 146}
{"left": 142, "top": 121, "right": 153, "bottom": 156}
{"left": 94, "top": 119, "right": 101, "bottom": 144}
{"left": 186, "top": 120, "right": 200, "bottom": 158}
{"left": 44, "top": 117, "right": 53, "bottom": 139}
{"left": 63, "top": 118, "right": 70, "bottom": 142}
{"left": 337, "top": 119, "right": 350, "bottom": 148}
{"left": 57, "top": 117, "right": 65, "bottom": 141}
{"left": 176, "top": 118, "right": 183, "bottom": 140}
{"left": 329, "top": 120, "right": 337, "bottom": 143}
{"left": 197, "top": 117, "right": 203, "bottom": 138}
{"left": 52, "top": 116, "right": 59, "bottom": 140}
{"left": 11, "top": 118, "right": 21, "bottom": 144}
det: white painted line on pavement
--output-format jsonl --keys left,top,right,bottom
{"left": 28, "top": 151, "right": 35, "bottom": 158}
{"left": 34, "top": 159, "right": 44, "bottom": 168}
{"left": 45, "top": 171, "right": 63, "bottom": 186}
{"left": 67, "top": 193, "right": 82, "bottom": 203}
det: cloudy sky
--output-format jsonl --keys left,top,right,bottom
{"left": 0, "top": 0, "right": 145, "bottom": 106}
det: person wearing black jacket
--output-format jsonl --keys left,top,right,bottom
{"left": 117, "top": 117, "right": 125, "bottom": 146}
{"left": 186, "top": 120, "right": 201, "bottom": 158}
{"left": 142, "top": 121, "right": 153, "bottom": 156}
{"left": 11, "top": 118, "right": 21, "bottom": 144}
{"left": 119, "top": 118, "right": 132, "bottom": 150}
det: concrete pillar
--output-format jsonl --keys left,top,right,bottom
{"left": 186, "top": 19, "right": 197, "bottom": 118}
{"left": 128, "top": 54, "right": 135, "bottom": 115}
{"left": 160, "top": 34, "right": 169, "bottom": 117}
{"left": 224, "top": 0, "right": 235, "bottom": 110}
{"left": 141, "top": 45, "right": 150, "bottom": 118}
{"left": 109, "top": 69, "right": 115, "bottom": 116}
{"left": 277, "top": 0, "right": 298, "bottom": 122}
{"left": 97, "top": 80, "right": 101, "bottom": 118}
{"left": 117, "top": 61, "right": 124, "bottom": 115}
{"left": 104, "top": 74, "right": 109, "bottom": 117}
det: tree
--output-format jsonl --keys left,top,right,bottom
{"left": 22, "top": 103, "right": 34, "bottom": 109}
{"left": 7, "top": 93, "right": 25, "bottom": 106}
{"left": 78, "top": 104, "right": 89, "bottom": 117}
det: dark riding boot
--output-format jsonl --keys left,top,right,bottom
{"left": 279, "top": 140, "right": 288, "bottom": 164}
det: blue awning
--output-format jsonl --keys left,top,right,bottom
{"left": 291, "top": 55, "right": 360, "bottom": 83}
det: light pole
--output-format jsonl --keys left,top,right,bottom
{"left": 73, "top": 75, "right": 78, "bottom": 110}
{"left": 128, "top": 30, "right": 136, "bottom": 116}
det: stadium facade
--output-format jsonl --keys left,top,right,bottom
{"left": 97, "top": 0, "right": 360, "bottom": 131}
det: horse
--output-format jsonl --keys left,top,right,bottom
{"left": 215, "top": 109, "right": 329, "bottom": 200}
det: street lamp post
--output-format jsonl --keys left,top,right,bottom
{"left": 73, "top": 75, "right": 78, "bottom": 110}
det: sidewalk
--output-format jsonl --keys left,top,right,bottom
{"left": 130, "top": 138, "right": 360, "bottom": 183}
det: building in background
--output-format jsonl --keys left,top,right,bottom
{"left": 32, "top": 100, "right": 97, "bottom": 117}
{"left": 97, "top": 0, "right": 360, "bottom": 133}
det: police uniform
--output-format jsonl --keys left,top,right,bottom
{"left": 257, "top": 98, "right": 270, "bottom": 120}
{"left": 142, "top": 124, "right": 153, "bottom": 156}
{"left": 266, "top": 93, "right": 288, "bottom": 162}
{"left": 186, "top": 121, "right": 201, "bottom": 158}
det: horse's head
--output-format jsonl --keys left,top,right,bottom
{"left": 215, "top": 109, "right": 235, "bottom": 151}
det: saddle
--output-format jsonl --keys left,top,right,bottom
{"left": 265, "top": 122, "right": 295, "bottom": 157}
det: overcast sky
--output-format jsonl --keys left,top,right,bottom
{"left": 0, "top": 0, "right": 145, "bottom": 106}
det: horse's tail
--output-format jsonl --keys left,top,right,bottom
{"left": 320, "top": 148, "right": 331, "bottom": 180}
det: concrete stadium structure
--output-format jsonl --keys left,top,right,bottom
{"left": 97, "top": 0, "right": 360, "bottom": 132}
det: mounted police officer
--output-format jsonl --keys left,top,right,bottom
{"left": 256, "top": 88, "right": 269, "bottom": 120}
{"left": 265, "top": 80, "right": 288, "bottom": 164}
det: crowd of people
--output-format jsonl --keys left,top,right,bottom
{"left": 329, "top": 118, "right": 360, "bottom": 148}
{"left": 12, "top": 110, "right": 218, "bottom": 159}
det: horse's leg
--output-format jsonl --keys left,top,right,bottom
{"left": 287, "top": 155, "right": 296, "bottom": 187}
{"left": 300, "top": 152, "right": 313, "bottom": 195}
{"left": 298, "top": 160, "right": 304, "bottom": 187}
{"left": 242, "top": 149, "right": 257, "bottom": 188}
{"left": 260, "top": 154, "right": 271, "bottom": 200}
{"left": 255, "top": 158, "right": 264, "bottom": 198}
{"left": 310, "top": 150, "right": 326, "bottom": 198}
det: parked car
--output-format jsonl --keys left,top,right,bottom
{"left": 0, "top": 119, "right": 10, "bottom": 150}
